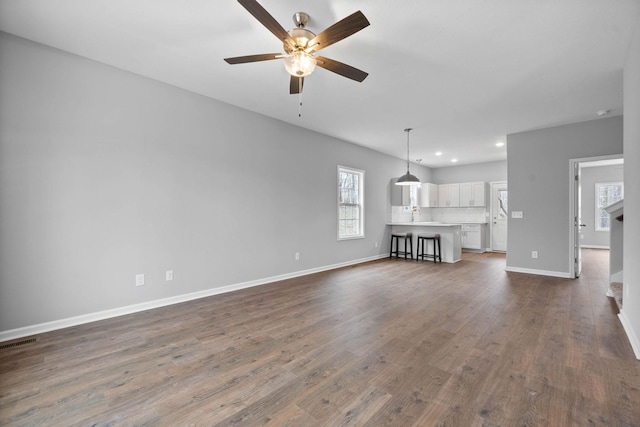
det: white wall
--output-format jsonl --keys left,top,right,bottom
{"left": 620, "top": 17, "right": 640, "bottom": 358}
{"left": 0, "top": 33, "right": 408, "bottom": 334}
{"left": 506, "top": 116, "right": 623, "bottom": 276}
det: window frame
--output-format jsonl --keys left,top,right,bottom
{"left": 594, "top": 182, "right": 624, "bottom": 231}
{"left": 337, "top": 165, "right": 365, "bottom": 241}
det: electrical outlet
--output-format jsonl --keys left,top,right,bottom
{"left": 375, "top": 241, "right": 379, "bottom": 248}
{"left": 166, "top": 270, "right": 173, "bottom": 281}
{"left": 295, "top": 252, "right": 300, "bottom": 261}
{"left": 531, "top": 251, "right": 538, "bottom": 259}
{"left": 135, "top": 274, "right": 145, "bottom": 286}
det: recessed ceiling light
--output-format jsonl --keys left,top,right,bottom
{"left": 435, "top": 151, "right": 443, "bottom": 156}
{"left": 496, "top": 142, "right": 505, "bottom": 147}
{"left": 451, "top": 158, "right": 458, "bottom": 163}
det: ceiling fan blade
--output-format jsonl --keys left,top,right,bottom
{"left": 316, "top": 56, "right": 368, "bottom": 82}
{"left": 290, "top": 76, "right": 304, "bottom": 94}
{"left": 307, "top": 11, "right": 370, "bottom": 53}
{"left": 224, "top": 53, "right": 282, "bottom": 64}
{"left": 237, "top": 0, "right": 294, "bottom": 45}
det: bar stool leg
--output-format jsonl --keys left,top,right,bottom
{"left": 404, "top": 237, "right": 408, "bottom": 259}
{"left": 409, "top": 235, "right": 413, "bottom": 259}
{"left": 432, "top": 239, "right": 436, "bottom": 264}
{"left": 390, "top": 235, "right": 398, "bottom": 258}
{"left": 389, "top": 235, "right": 393, "bottom": 258}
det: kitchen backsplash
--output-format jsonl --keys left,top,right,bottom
{"left": 391, "top": 206, "right": 487, "bottom": 223}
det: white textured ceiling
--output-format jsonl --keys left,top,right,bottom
{"left": 1, "top": 0, "right": 639, "bottom": 167}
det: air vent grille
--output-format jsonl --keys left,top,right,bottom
{"left": 0, "top": 337, "right": 37, "bottom": 350}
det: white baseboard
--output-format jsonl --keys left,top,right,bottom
{"left": 611, "top": 270, "right": 624, "bottom": 283}
{"left": 0, "top": 254, "right": 388, "bottom": 343}
{"left": 580, "top": 245, "right": 609, "bottom": 249}
{"left": 504, "top": 266, "right": 572, "bottom": 279}
{"left": 618, "top": 309, "right": 640, "bottom": 360}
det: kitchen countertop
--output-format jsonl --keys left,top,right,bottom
{"left": 386, "top": 222, "right": 462, "bottom": 227}
{"left": 388, "top": 221, "right": 487, "bottom": 225}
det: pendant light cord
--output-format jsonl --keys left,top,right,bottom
{"left": 405, "top": 128, "right": 413, "bottom": 172}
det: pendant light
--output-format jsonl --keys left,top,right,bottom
{"left": 395, "top": 128, "right": 421, "bottom": 186}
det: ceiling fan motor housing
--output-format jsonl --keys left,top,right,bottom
{"left": 285, "top": 27, "right": 316, "bottom": 52}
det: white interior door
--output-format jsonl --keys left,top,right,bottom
{"left": 574, "top": 163, "right": 583, "bottom": 277}
{"left": 491, "top": 182, "right": 508, "bottom": 251}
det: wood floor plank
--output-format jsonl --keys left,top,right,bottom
{"left": 2, "top": 249, "right": 639, "bottom": 425}
{"left": 416, "top": 348, "right": 499, "bottom": 425}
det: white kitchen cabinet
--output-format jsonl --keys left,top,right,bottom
{"left": 401, "top": 186, "right": 411, "bottom": 206}
{"left": 459, "top": 182, "right": 486, "bottom": 207}
{"left": 461, "top": 223, "right": 486, "bottom": 251}
{"left": 419, "top": 183, "right": 438, "bottom": 207}
{"left": 391, "top": 182, "right": 415, "bottom": 206}
{"left": 438, "top": 183, "right": 460, "bottom": 207}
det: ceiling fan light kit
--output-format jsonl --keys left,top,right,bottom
{"left": 283, "top": 50, "right": 316, "bottom": 77}
{"left": 396, "top": 128, "right": 421, "bottom": 186}
{"left": 225, "top": 0, "right": 370, "bottom": 94}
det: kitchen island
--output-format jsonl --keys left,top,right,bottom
{"left": 387, "top": 222, "right": 462, "bottom": 263}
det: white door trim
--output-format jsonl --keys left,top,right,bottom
{"left": 568, "top": 154, "right": 623, "bottom": 278}
{"left": 489, "top": 180, "right": 508, "bottom": 252}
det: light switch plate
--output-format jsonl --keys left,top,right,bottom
{"left": 511, "top": 211, "right": 523, "bottom": 218}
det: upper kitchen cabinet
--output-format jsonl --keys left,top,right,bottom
{"left": 438, "top": 183, "right": 460, "bottom": 207}
{"left": 459, "top": 182, "right": 486, "bottom": 207}
{"left": 419, "top": 183, "right": 438, "bottom": 207}
{"left": 391, "top": 178, "right": 420, "bottom": 206}
{"left": 390, "top": 178, "right": 403, "bottom": 206}
{"left": 401, "top": 186, "right": 412, "bottom": 206}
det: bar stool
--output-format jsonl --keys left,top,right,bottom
{"left": 417, "top": 233, "right": 441, "bottom": 263}
{"left": 390, "top": 232, "right": 413, "bottom": 259}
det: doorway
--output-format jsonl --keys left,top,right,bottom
{"left": 569, "top": 155, "right": 624, "bottom": 278}
{"left": 490, "top": 181, "right": 508, "bottom": 251}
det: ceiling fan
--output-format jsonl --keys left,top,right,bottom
{"left": 224, "top": 0, "right": 370, "bottom": 94}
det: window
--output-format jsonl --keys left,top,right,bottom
{"left": 497, "top": 190, "right": 508, "bottom": 219}
{"left": 595, "top": 182, "right": 623, "bottom": 231}
{"left": 338, "top": 166, "right": 364, "bottom": 240}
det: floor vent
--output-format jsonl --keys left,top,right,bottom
{"left": 0, "top": 337, "right": 37, "bottom": 350}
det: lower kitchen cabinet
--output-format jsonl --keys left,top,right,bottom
{"left": 461, "top": 223, "right": 486, "bottom": 252}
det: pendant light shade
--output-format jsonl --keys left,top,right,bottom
{"left": 395, "top": 128, "right": 421, "bottom": 186}
{"left": 396, "top": 171, "right": 421, "bottom": 185}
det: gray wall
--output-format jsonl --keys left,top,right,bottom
{"left": 580, "top": 164, "right": 624, "bottom": 248}
{"left": 0, "top": 33, "right": 407, "bottom": 332}
{"left": 431, "top": 160, "right": 507, "bottom": 185}
{"left": 622, "top": 18, "right": 640, "bottom": 356}
{"left": 506, "top": 116, "right": 623, "bottom": 275}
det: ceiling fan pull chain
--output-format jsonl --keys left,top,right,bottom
{"left": 299, "top": 91, "right": 303, "bottom": 117}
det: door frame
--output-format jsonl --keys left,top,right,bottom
{"left": 489, "top": 181, "right": 508, "bottom": 252}
{"left": 569, "top": 154, "right": 623, "bottom": 278}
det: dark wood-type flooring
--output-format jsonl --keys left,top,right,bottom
{"left": 1, "top": 250, "right": 639, "bottom": 426}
